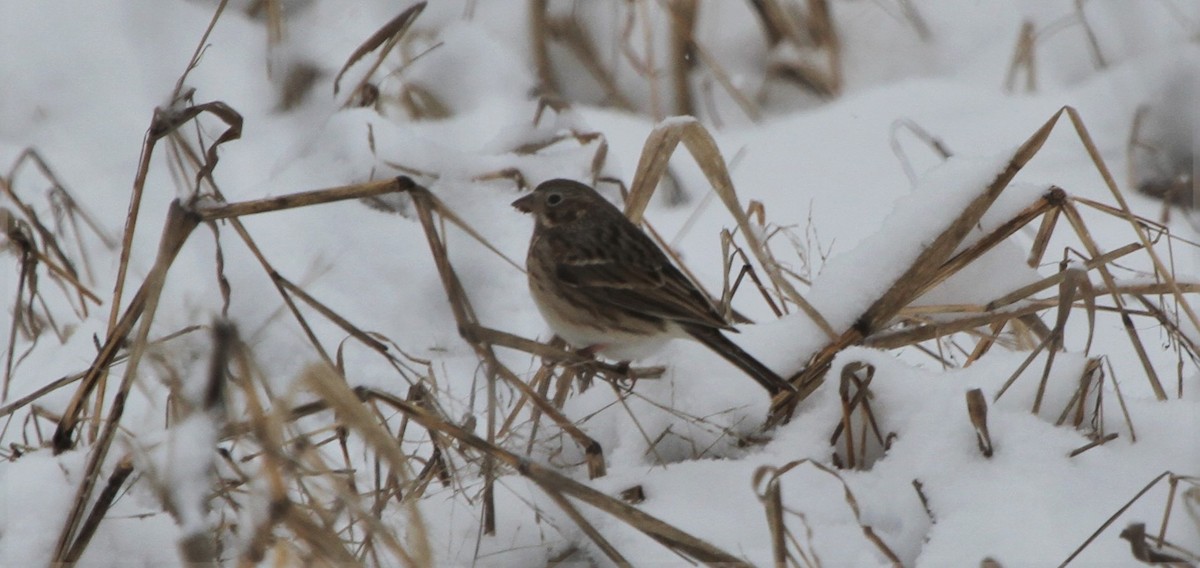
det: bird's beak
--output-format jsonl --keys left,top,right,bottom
{"left": 511, "top": 193, "right": 535, "bottom": 213}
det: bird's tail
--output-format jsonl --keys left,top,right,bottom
{"left": 683, "top": 325, "right": 796, "bottom": 395}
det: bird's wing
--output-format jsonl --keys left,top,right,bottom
{"left": 553, "top": 230, "right": 734, "bottom": 332}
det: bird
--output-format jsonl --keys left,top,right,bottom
{"left": 512, "top": 178, "right": 796, "bottom": 396}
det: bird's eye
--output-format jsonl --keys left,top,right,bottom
{"left": 546, "top": 192, "right": 563, "bottom": 206}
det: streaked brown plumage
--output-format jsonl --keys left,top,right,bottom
{"left": 512, "top": 178, "right": 795, "bottom": 396}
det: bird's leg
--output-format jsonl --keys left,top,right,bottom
{"left": 567, "top": 345, "right": 618, "bottom": 390}
{"left": 601, "top": 361, "right": 638, "bottom": 393}
{"left": 569, "top": 345, "right": 657, "bottom": 388}
{"left": 576, "top": 347, "right": 639, "bottom": 389}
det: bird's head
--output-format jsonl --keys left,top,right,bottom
{"left": 511, "top": 179, "right": 612, "bottom": 227}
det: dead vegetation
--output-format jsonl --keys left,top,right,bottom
{"left": 1, "top": 0, "right": 1198, "bottom": 566}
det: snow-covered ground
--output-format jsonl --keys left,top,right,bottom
{"left": 1, "top": 1, "right": 1197, "bottom": 565}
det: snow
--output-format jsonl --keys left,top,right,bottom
{"left": 1, "top": 0, "right": 1198, "bottom": 566}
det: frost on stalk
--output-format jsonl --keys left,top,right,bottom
{"left": 138, "top": 322, "right": 233, "bottom": 562}
{"left": 132, "top": 401, "right": 222, "bottom": 563}
{"left": 164, "top": 413, "right": 219, "bottom": 544}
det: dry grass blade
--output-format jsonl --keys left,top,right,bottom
{"left": 529, "top": 0, "right": 556, "bottom": 96}
{"left": 966, "top": 389, "right": 993, "bottom": 457}
{"left": 8, "top": 7, "right": 1194, "bottom": 565}
{"left": 52, "top": 201, "right": 200, "bottom": 563}
{"left": 1005, "top": 21, "right": 1038, "bottom": 93}
{"left": 686, "top": 32, "right": 763, "bottom": 122}
{"left": 137, "top": 322, "right": 232, "bottom": 565}
{"left": 7, "top": 148, "right": 117, "bottom": 250}
{"left": 3, "top": 227, "right": 33, "bottom": 401}
{"left": 920, "top": 187, "right": 1062, "bottom": 300}
{"left": 405, "top": 182, "right": 611, "bottom": 476}
{"left": 169, "top": 0, "right": 229, "bottom": 99}
{"left": 987, "top": 242, "right": 1142, "bottom": 311}
{"left": 53, "top": 201, "right": 201, "bottom": 453}
{"left": 1029, "top": 265, "right": 1083, "bottom": 414}
{"left": 964, "top": 320, "right": 1006, "bottom": 366}
{"left": 805, "top": 0, "right": 842, "bottom": 91}
{"left": 1055, "top": 356, "right": 1102, "bottom": 429}
{"left": 471, "top": 325, "right": 663, "bottom": 380}
{"left": 750, "top": 0, "right": 842, "bottom": 97}
{"left": 1028, "top": 197, "right": 1062, "bottom": 266}
{"left": 84, "top": 30, "right": 451, "bottom": 557}
{"left": 60, "top": 456, "right": 134, "bottom": 564}
{"left": 333, "top": 2, "right": 427, "bottom": 96}
{"left": 723, "top": 234, "right": 785, "bottom": 318}
{"left": 185, "top": 174, "right": 421, "bottom": 373}
{"left": 2, "top": 152, "right": 116, "bottom": 426}
{"left": 753, "top": 463, "right": 790, "bottom": 567}
{"left": 857, "top": 109, "right": 1060, "bottom": 335}
{"left": 272, "top": 274, "right": 393, "bottom": 355}
{"left": 1058, "top": 200, "right": 1166, "bottom": 400}
{"left": 52, "top": 177, "right": 402, "bottom": 450}
{"left": 1059, "top": 471, "right": 1173, "bottom": 567}
{"left": 541, "top": 486, "right": 632, "bottom": 566}
{"left": 95, "top": 108, "right": 171, "bottom": 440}
{"left": 0, "top": 171, "right": 103, "bottom": 307}
{"left": 0, "top": 326, "right": 200, "bottom": 422}
{"left": 866, "top": 278, "right": 1191, "bottom": 353}
{"left": 667, "top": 0, "right": 698, "bottom": 117}
{"left": 402, "top": 185, "right": 525, "bottom": 271}
{"left": 493, "top": 352, "right": 607, "bottom": 478}
{"left": 228, "top": 345, "right": 294, "bottom": 564}
{"left": 303, "top": 365, "right": 431, "bottom": 568}
{"left": 546, "top": 15, "right": 636, "bottom": 111}
{"left": 754, "top": 460, "right": 902, "bottom": 566}
{"left": 1104, "top": 355, "right": 1132, "bottom": 439}
{"left": 785, "top": 104, "right": 1200, "bottom": 425}
{"left": 150, "top": 100, "right": 244, "bottom": 185}
{"left": 92, "top": 36, "right": 243, "bottom": 437}
{"left": 1118, "top": 522, "right": 1194, "bottom": 565}
{"left": 1064, "top": 106, "right": 1200, "bottom": 370}
{"left": 1067, "top": 432, "right": 1118, "bottom": 458}
{"left": 771, "top": 108, "right": 1066, "bottom": 423}
{"left": 745, "top": 0, "right": 791, "bottom": 46}
{"left": 627, "top": 116, "right": 836, "bottom": 338}
{"left": 1134, "top": 295, "right": 1200, "bottom": 397}
{"left": 767, "top": 57, "right": 833, "bottom": 101}
{"left": 890, "top": 118, "right": 954, "bottom": 185}
{"left": 197, "top": 177, "right": 409, "bottom": 220}
{"left": 1154, "top": 476, "right": 1200, "bottom": 551}
{"left": 280, "top": 508, "right": 360, "bottom": 564}
{"left": 351, "top": 386, "right": 748, "bottom": 565}
{"left": 405, "top": 182, "right": 518, "bottom": 532}
{"left": 829, "top": 362, "right": 887, "bottom": 469}
{"left": 0, "top": 219, "right": 100, "bottom": 307}
{"left": 993, "top": 318, "right": 1055, "bottom": 404}
{"left": 1073, "top": 0, "right": 1108, "bottom": 70}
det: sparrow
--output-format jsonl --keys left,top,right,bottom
{"left": 512, "top": 178, "right": 795, "bottom": 395}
